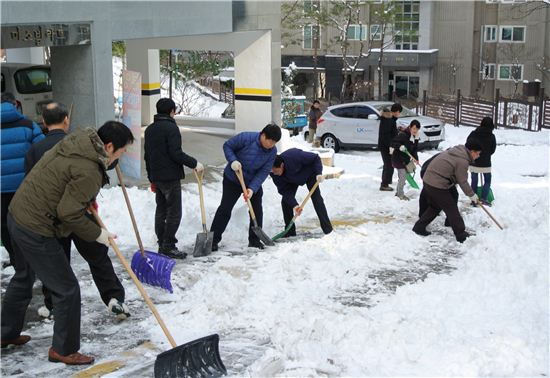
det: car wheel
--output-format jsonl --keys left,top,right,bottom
{"left": 321, "top": 134, "right": 340, "bottom": 152}
{"left": 303, "top": 131, "right": 309, "bottom": 141}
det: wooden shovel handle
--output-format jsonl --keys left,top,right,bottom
{"left": 478, "top": 202, "right": 504, "bottom": 230}
{"left": 234, "top": 168, "right": 257, "bottom": 221}
{"left": 290, "top": 178, "right": 322, "bottom": 224}
{"left": 193, "top": 169, "right": 208, "bottom": 232}
{"left": 115, "top": 165, "right": 145, "bottom": 257}
{"left": 90, "top": 207, "right": 177, "bottom": 348}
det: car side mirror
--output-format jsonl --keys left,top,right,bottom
{"left": 367, "top": 114, "right": 378, "bottom": 120}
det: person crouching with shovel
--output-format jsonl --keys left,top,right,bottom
{"left": 270, "top": 148, "right": 333, "bottom": 239}
{"left": 210, "top": 123, "right": 281, "bottom": 251}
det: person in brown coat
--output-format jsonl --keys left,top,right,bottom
{"left": 413, "top": 140, "right": 482, "bottom": 243}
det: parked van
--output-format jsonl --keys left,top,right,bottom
{"left": 1, "top": 63, "right": 53, "bottom": 123}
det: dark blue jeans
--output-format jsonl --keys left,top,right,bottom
{"left": 471, "top": 172, "right": 492, "bottom": 201}
{"left": 154, "top": 180, "right": 182, "bottom": 249}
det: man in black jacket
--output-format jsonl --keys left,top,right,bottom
{"left": 378, "top": 103, "right": 402, "bottom": 191}
{"left": 25, "top": 102, "right": 129, "bottom": 320}
{"left": 144, "top": 98, "right": 203, "bottom": 258}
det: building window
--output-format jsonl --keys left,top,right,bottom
{"left": 500, "top": 26, "right": 525, "bottom": 42}
{"left": 347, "top": 25, "right": 368, "bottom": 41}
{"left": 483, "top": 63, "right": 496, "bottom": 79}
{"left": 394, "top": 0, "right": 420, "bottom": 50}
{"left": 370, "top": 25, "right": 382, "bottom": 40}
{"left": 303, "top": 0, "right": 320, "bottom": 14}
{"left": 303, "top": 25, "right": 320, "bottom": 49}
{"left": 484, "top": 26, "right": 497, "bottom": 42}
{"left": 498, "top": 64, "right": 523, "bottom": 80}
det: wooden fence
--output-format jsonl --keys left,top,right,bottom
{"left": 418, "top": 89, "right": 549, "bottom": 131}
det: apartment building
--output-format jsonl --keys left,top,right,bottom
{"left": 281, "top": 0, "right": 550, "bottom": 102}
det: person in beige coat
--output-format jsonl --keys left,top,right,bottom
{"left": 413, "top": 140, "right": 482, "bottom": 243}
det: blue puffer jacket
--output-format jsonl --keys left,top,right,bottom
{"left": 270, "top": 148, "right": 323, "bottom": 207}
{"left": 223, "top": 132, "right": 277, "bottom": 193}
{"left": 1, "top": 102, "right": 45, "bottom": 193}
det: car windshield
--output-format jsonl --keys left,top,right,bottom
{"left": 372, "top": 104, "right": 417, "bottom": 118}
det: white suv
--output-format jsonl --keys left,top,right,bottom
{"left": 1, "top": 63, "right": 53, "bottom": 123}
{"left": 315, "top": 101, "right": 445, "bottom": 152}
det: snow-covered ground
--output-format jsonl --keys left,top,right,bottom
{"left": 1, "top": 125, "right": 548, "bottom": 377}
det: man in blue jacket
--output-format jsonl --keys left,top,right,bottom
{"left": 210, "top": 123, "right": 281, "bottom": 251}
{"left": 270, "top": 148, "right": 333, "bottom": 237}
{"left": 0, "top": 93, "right": 44, "bottom": 266}
{"left": 144, "top": 98, "right": 204, "bottom": 259}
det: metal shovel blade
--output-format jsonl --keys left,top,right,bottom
{"left": 252, "top": 226, "right": 275, "bottom": 246}
{"left": 154, "top": 334, "right": 227, "bottom": 378}
{"left": 193, "top": 231, "right": 214, "bottom": 258}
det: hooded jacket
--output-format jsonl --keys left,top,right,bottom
{"left": 467, "top": 127, "right": 496, "bottom": 168}
{"left": 377, "top": 110, "right": 397, "bottom": 148}
{"left": 9, "top": 128, "right": 109, "bottom": 241}
{"left": 422, "top": 145, "right": 476, "bottom": 197}
{"left": 1, "top": 102, "right": 45, "bottom": 193}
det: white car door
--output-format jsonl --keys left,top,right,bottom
{"left": 354, "top": 105, "right": 379, "bottom": 146}
{"left": 330, "top": 105, "right": 358, "bottom": 144}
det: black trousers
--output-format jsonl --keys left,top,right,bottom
{"left": 414, "top": 184, "right": 467, "bottom": 241}
{"left": 210, "top": 176, "right": 264, "bottom": 245}
{"left": 418, "top": 185, "right": 459, "bottom": 218}
{"left": 153, "top": 180, "right": 182, "bottom": 249}
{"left": 281, "top": 176, "right": 333, "bottom": 236}
{"left": 42, "top": 231, "right": 125, "bottom": 311}
{"left": 379, "top": 146, "right": 394, "bottom": 187}
{"left": 1, "top": 192, "right": 16, "bottom": 264}
{"left": 3, "top": 214, "right": 81, "bottom": 355}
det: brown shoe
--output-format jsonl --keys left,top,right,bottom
{"left": 1, "top": 334, "right": 31, "bottom": 348}
{"left": 48, "top": 347, "right": 95, "bottom": 365}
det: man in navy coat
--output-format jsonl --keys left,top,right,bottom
{"left": 210, "top": 123, "right": 281, "bottom": 251}
{"left": 270, "top": 148, "right": 333, "bottom": 237}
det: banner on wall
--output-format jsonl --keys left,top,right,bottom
{"left": 120, "top": 69, "right": 142, "bottom": 179}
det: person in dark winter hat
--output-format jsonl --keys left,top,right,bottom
{"left": 467, "top": 116, "right": 496, "bottom": 206}
{"left": 391, "top": 119, "right": 420, "bottom": 200}
{"left": 412, "top": 140, "right": 482, "bottom": 243}
{"left": 144, "top": 98, "right": 204, "bottom": 259}
{"left": 307, "top": 100, "right": 322, "bottom": 143}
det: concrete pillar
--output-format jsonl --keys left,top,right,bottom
{"left": 234, "top": 31, "right": 273, "bottom": 131}
{"left": 126, "top": 40, "right": 160, "bottom": 126}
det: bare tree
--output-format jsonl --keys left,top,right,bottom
{"left": 499, "top": 44, "right": 527, "bottom": 97}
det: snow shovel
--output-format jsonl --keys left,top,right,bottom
{"left": 272, "top": 177, "right": 322, "bottom": 241}
{"left": 234, "top": 168, "right": 275, "bottom": 247}
{"left": 90, "top": 208, "right": 226, "bottom": 378}
{"left": 403, "top": 149, "right": 420, "bottom": 190}
{"left": 115, "top": 165, "right": 176, "bottom": 293}
{"left": 193, "top": 170, "right": 214, "bottom": 257}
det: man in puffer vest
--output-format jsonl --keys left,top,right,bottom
{"left": 0, "top": 92, "right": 44, "bottom": 266}
{"left": 1, "top": 121, "right": 134, "bottom": 366}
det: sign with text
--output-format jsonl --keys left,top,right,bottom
{"left": 119, "top": 70, "right": 142, "bottom": 180}
{"left": 1, "top": 23, "right": 91, "bottom": 48}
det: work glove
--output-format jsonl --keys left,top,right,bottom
{"left": 231, "top": 160, "right": 242, "bottom": 172}
{"left": 195, "top": 162, "right": 204, "bottom": 172}
{"left": 150, "top": 183, "right": 156, "bottom": 193}
{"left": 389, "top": 147, "right": 394, "bottom": 155}
{"left": 399, "top": 145, "right": 407, "bottom": 152}
{"left": 469, "top": 194, "right": 479, "bottom": 204}
{"left": 316, "top": 174, "right": 325, "bottom": 183}
{"left": 96, "top": 228, "right": 117, "bottom": 247}
{"left": 293, "top": 206, "right": 303, "bottom": 216}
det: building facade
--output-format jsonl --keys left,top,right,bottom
{"left": 281, "top": 0, "right": 550, "bottom": 103}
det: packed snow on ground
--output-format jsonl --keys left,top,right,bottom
{"left": 0, "top": 125, "right": 548, "bottom": 377}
